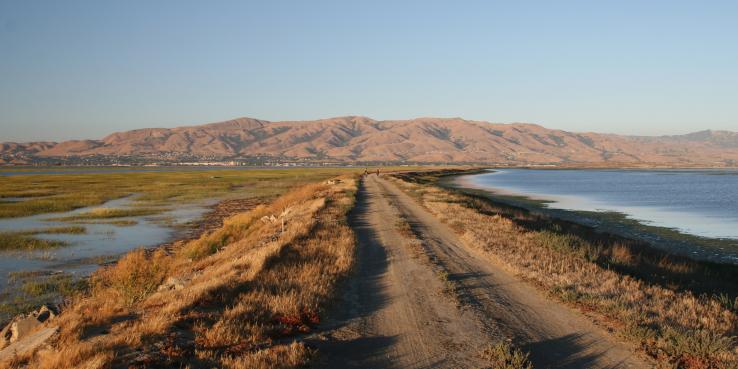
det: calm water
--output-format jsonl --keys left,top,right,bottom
{"left": 0, "top": 196, "right": 211, "bottom": 293}
{"left": 458, "top": 169, "right": 738, "bottom": 261}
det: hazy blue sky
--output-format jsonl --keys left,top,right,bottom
{"left": 1, "top": 0, "right": 737, "bottom": 142}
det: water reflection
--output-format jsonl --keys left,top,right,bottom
{"left": 461, "top": 169, "right": 738, "bottom": 240}
{"left": 457, "top": 169, "right": 738, "bottom": 263}
{"left": 0, "top": 196, "right": 211, "bottom": 293}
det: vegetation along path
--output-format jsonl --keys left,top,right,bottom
{"left": 313, "top": 175, "right": 649, "bottom": 369}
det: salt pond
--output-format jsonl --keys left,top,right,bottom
{"left": 454, "top": 169, "right": 738, "bottom": 264}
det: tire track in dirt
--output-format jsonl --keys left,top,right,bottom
{"left": 312, "top": 175, "right": 650, "bottom": 369}
{"left": 311, "top": 175, "right": 493, "bottom": 368}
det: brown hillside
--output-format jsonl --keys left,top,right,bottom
{"left": 3, "top": 116, "right": 738, "bottom": 165}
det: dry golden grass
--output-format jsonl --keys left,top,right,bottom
{"left": 390, "top": 175, "right": 738, "bottom": 369}
{"left": 480, "top": 341, "right": 533, "bottom": 369}
{"left": 1, "top": 176, "right": 358, "bottom": 369}
{"left": 90, "top": 248, "right": 172, "bottom": 306}
{"left": 394, "top": 215, "right": 415, "bottom": 239}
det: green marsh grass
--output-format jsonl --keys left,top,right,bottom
{"left": 20, "top": 274, "right": 84, "bottom": 298}
{"left": 10, "top": 226, "right": 87, "bottom": 236}
{"left": 0, "top": 168, "right": 399, "bottom": 219}
{"left": 0, "top": 272, "right": 87, "bottom": 323}
{"left": 69, "top": 219, "right": 138, "bottom": 226}
{"left": 49, "top": 207, "right": 165, "bottom": 221}
{"left": 0, "top": 226, "right": 86, "bottom": 251}
{"left": 0, "top": 233, "right": 68, "bottom": 251}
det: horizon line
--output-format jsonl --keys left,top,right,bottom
{"left": 2, "top": 115, "right": 734, "bottom": 144}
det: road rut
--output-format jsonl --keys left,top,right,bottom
{"left": 312, "top": 175, "right": 649, "bottom": 369}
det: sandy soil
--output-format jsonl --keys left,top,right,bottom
{"left": 311, "top": 175, "right": 650, "bottom": 369}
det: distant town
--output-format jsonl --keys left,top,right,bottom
{"left": 0, "top": 153, "right": 467, "bottom": 168}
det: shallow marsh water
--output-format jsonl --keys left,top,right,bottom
{"left": 0, "top": 196, "right": 211, "bottom": 293}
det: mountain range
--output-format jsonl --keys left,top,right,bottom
{"left": 2, "top": 116, "right": 738, "bottom": 166}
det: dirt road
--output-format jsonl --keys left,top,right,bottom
{"left": 311, "top": 175, "right": 649, "bottom": 368}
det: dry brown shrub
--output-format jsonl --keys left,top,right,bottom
{"left": 220, "top": 341, "right": 313, "bottom": 369}
{"left": 91, "top": 248, "right": 171, "bottom": 306}
{"left": 608, "top": 242, "right": 636, "bottom": 266}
